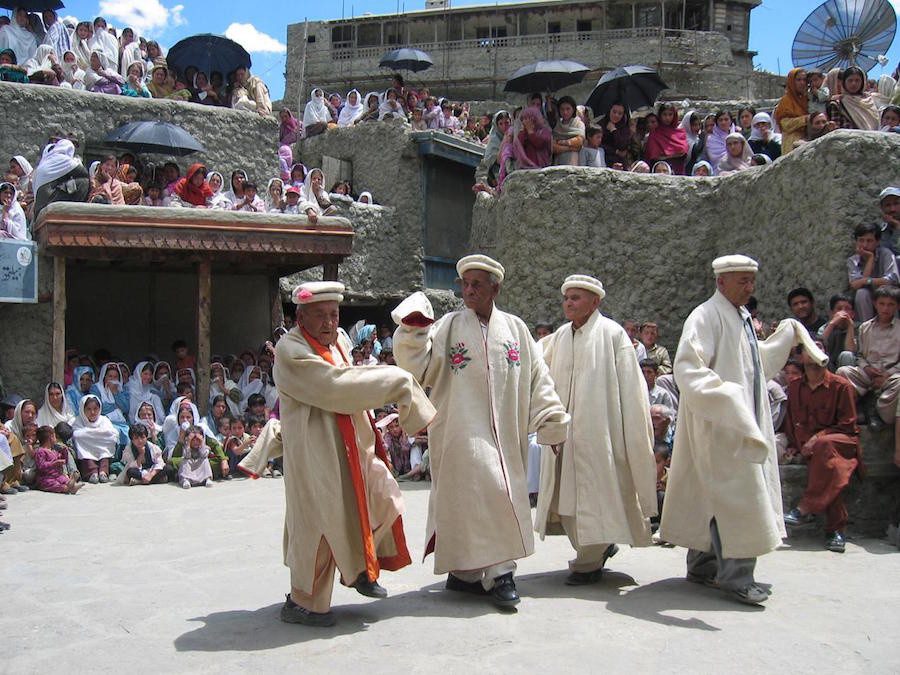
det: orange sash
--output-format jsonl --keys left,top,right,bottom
{"left": 300, "top": 328, "right": 411, "bottom": 581}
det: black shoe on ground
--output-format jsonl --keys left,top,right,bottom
{"left": 445, "top": 573, "right": 488, "bottom": 595}
{"left": 726, "top": 584, "right": 769, "bottom": 606}
{"left": 352, "top": 572, "right": 388, "bottom": 598}
{"left": 280, "top": 594, "right": 336, "bottom": 627}
{"left": 784, "top": 507, "right": 816, "bottom": 527}
{"left": 490, "top": 572, "right": 520, "bottom": 609}
{"left": 686, "top": 571, "right": 719, "bottom": 588}
{"left": 825, "top": 531, "right": 846, "bottom": 553}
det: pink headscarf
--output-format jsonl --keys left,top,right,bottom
{"left": 278, "top": 145, "right": 293, "bottom": 182}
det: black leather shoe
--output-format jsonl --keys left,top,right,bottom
{"left": 490, "top": 572, "right": 520, "bottom": 609}
{"left": 446, "top": 573, "right": 487, "bottom": 595}
{"left": 784, "top": 507, "right": 816, "bottom": 527}
{"left": 565, "top": 568, "right": 604, "bottom": 586}
{"left": 280, "top": 594, "right": 336, "bottom": 627}
{"left": 727, "top": 584, "right": 769, "bottom": 606}
{"left": 353, "top": 572, "right": 388, "bottom": 598}
{"left": 825, "top": 531, "right": 846, "bottom": 553}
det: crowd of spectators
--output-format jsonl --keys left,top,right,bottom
{"left": 0, "top": 9, "right": 272, "bottom": 114}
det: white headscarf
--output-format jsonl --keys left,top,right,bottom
{"left": 36, "top": 382, "right": 75, "bottom": 428}
{"left": 303, "top": 88, "right": 331, "bottom": 127}
{"left": 4, "top": 398, "right": 34, "bottom": 443}
{"left": 118, "top": 31, "right": 142, "bottom": 78}
{"left": 32, "top": 139, "right": 81, "bottom": 193}
{"left": 127, "top": 361, "right": 165, "bottom": 422}
{"left": 690, "top": 160, "right": 713, "bottom": 176}
{"left": 238, "top": 365, "right": 265, "bottom": 411}
{"left": 71, "top": 394, "right": 118, "bottom": 461}
{"left": 94, "top": 363, "right": 127, "bottom": 425}
{"left": 680, "top": 110, "right": 700, "bottom": 146}
{"left": 206, "top": 171, "right": 231, "bottom": 209}
{"left": 0, "top": 12, "right": 38, "bottom": 64}
{"left": 357, "top": 191, "right": 373, "bottom": 205}
{"left": 88, "top": 24, "right": 118, "bottom": 71}
{"left": 23, "top": 43, "right": 55, "bottom": 75}
{"left": 378, "top": 89, "right": 405, "bottom": 120}
{"left": 70, "top": 23, "right": 93, "bottom": 70}
{"left": 40, "top": 9, "right": 70, "bottom": 59}
{"left": 58, "top": 49, "right": 85, "bottom": 88}
{"left": 265, "top": 177, "right": 284, "bottom": 211}
{"left": 0, "top": 183, "right": 28, "bottom": 240}
{"left": 748, "top": 112, "right": 782, "bottom": 143}
{"left": 717, "top": 132, "right": 754, "bottom": 175}
{"left": 300, "top": 167, "right": 326, "bottom": 215}
{"left": 162, "top": 395, "right": 214, "bottom": 453}
{"left": 338, "top": 89, "right": 364, "bottom": 126}
{"left": 11, "top": 155, "right": 33, "bottom": 178}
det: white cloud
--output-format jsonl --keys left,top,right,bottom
{"left": 224, "top": 23, "right": 286, "bottom": 54}
{"left": 97, "top": 0, "right": 185, "bottom": 36}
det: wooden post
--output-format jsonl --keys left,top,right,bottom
{"left": 196, "top": 260, "right": 211, "bottom": 416}
{"left": 51, "top": 257, "right": 66, "bottom": 386}
{"left": 270, "top": 274, "right": 284, "bottom": 333}
{"left": 323, "top": 262, "right": 339, "bottom": 281}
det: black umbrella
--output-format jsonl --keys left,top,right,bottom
{"left": 378, "top": 48, "right": 433, "bottom": 72}
{"left": 585, "top": 65, "right": 669, "bottom": 118}
{"left": 105, "top": 121, "right": 205, "bottom": 156}
{"left": 503, "top": 60, "right": 590, "bottom": 94}
{"left": 0, "top": 0, "right": 63, "bottom": 9}
{"left": 166, "top": 33, "right": 251, "bottom": 78}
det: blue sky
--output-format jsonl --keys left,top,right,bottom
{"left": 29, "top": 0, "right": 900, "bottom": 100}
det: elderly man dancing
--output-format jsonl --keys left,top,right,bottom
{"left": 274, "top": 281, "right": 435, "bottom": 627}
{"left": 393, "top": 254, "right": 569, "bottom": 610}
{"left": 535, "top": 275, "right": 657, "bottom": 584}
{"left": 660, "top": 255, "right": 828, "bottom": 605}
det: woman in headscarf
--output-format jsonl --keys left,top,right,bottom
{"left": 702, "top": 110, "right": 736, "bottom": 173}
{"left": 0, "top": 8, "right": 38, "bottom": 65}
{"left": 265, "top": 177, "right": 284, "bottom": 212}
{"left": 679, "top": 110, "right": 704, "bottom": 175}
{"left": 288, "top": 163, "right": 306, "bottom": 191}
{"left": 238, "top": 365, "right": 270, "bottom": 412}
{"left": 473, "top": 110, "right": 510, "bottom": 187}
{"left": 32, "top": 138, "right": 90, "bottom": 220}
{"left": 512, "top": 106, "right": 552, "bottom": 170}
{"left": 279, "top": 107, "right": 301, "bottom": 144}
{"left": 737, "top": 106, "right": 756, "bottom": 139}
{"left": 88, "top": 17, "right": 118, "bottom": 73}
{"left": 5, "top": 398, "right": 36, "bottom": 448}
{"left": 550, "top": 96, "right": 585, "bottom": 166}
{"left": 90, "top": 362, "right": 129, "bottom": 448}
{"left": 71, "top": 394, "right": 118, "bottom": 483}
{"left": 828, "top": 65, "right": 886, "bottom": 131}
{"left": 22, "top": 44, "right": 59, "bottom": 84}
{"left": 116, "top": 163, "right": 143, "bottom": 205}
{"left": 716, "top": 132, "right": 754, "bottom": 176}
{"left": 222, "top": 169, "right": 247, "bottom": 205}
{"left": 84, "top": 49, "right": 123, "bottom": 94}
{"left": 171, "top": 163, "right": 213, "bottom": 208}
{"left": 88, "top": 155, "right": 124, "bottom": 204}
{"left": 70, "top": 21, "right": 93, "bottom": 70}
{"left": 357, "top": 190, "right": 373, "bottom": 205}
{"left": 143, "top": 40, "right": 163, "bottom": 76}
{"left": 643, "top": 102, "right": 689, "bottom": 175}
{"left": 117, "top": 27, "right": 142, "bottom": 78}
{"left": 356, "top": 92, "right": 381, "bottom": 124}
{"left": 652, "top": 161, "right": 673, "bottom": 174}
{"left": 162, "top": 396, "right": 226, "bottom": 476}
{"left": 206, "top": 171, "right": 231, "bottom": 209}
{"left": 152, "top": 361, "right": 177, "bottom": 409}
{"left": 40, "top": 9, "right": 69, "bottom": 61}
{"left": 135, "top": 400, "right": 166, "bottom": 449}
{"left": 690, "top": 160, "right": 713, "bottom": 177}
{"left": 37, "top": 382, "right": 75, "bottom": 428}
{"left": 630, "top": 160, "right": 650, "bottom": 173}
{"left": 0, "top": 183, "right": 27, "bottom": 240}
{"left": 278, "top": 145, "right": 293, "bottom": 182}
{"left": 303, "top": 88, "right": 334, "bottom": 137}
{"left": 299, "top": 167, "right": 337, "bottom": 223}
{"left": 378, "top": 88, "right": 406, "bottom": 121}
{"left": 747, "top": 112, "right": 782, "bottom": 160}
{"left": 146, "top": 63, "right": 173, "bottom": 98}
{"left": 774, "top": 68, "right": 810, "bottom": 154}
{"left": 66, "top": 365, "right": 95, "bottom": 412}
{"left": 598, "top": 102, "right": 635, "bottom": 169}
{"left": 59, "top": 49, "right": 85, "bottom": 89}
{"left": 209, "top": 362, "right": 242, "bottom": 418}
{"left": 191, "top": 71, "right": 221, "bottom": 106}
{"left": 127, "top": 361, "right": 165, "bottom": 423}
{"left": 337, "top": 89, "right": 365, "bottom": 127}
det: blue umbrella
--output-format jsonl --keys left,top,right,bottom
{"left": 104, "top": 121, "right": 205, "bottom": 156}
{"left": 166, "top": 33, "right": 252, "bottom": 78}
{"left": 379, "top": 48, "right": 433, "bottom": 72}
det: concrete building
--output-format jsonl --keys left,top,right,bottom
{"left": 285, "top": 0, "right": 784, "bottom": 109}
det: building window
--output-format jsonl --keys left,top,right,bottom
{"left": 636, "top": 3, "right": 661, "bottom": 28}
{"left": 607, "top": 5, "right": 631, "bottom": 30}
{"left": 548, "top": 21, "right": 561, "bottom": 33}
{"left": 331, "top": 25, "right": 353, "bottom": 46}
{"left": 307, "top": 35, "right": 316, "bottom": 43}
{"left": 357, "top": 23, "right": 380, "bottom": 47}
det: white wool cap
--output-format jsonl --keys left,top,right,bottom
{"left": 292, "top": 281, "right": 345, "bottom": 305}
{"left": 712, "top": 254, "right": 759, "bottom": 276}
{"left": 879, "top": 186, "right": 900, "bottom": 201}
{"left": 456, "top": 254, "right": 505, "bottom": 282}
{"left": 561, "top": 274, "right": 606, "bottom": 300}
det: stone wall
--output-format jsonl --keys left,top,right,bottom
{"left": 0, "top": 82, "right": 279, "bottom": 185}
{"left": 471, "top": 130, "right": 900, "bottom": 350}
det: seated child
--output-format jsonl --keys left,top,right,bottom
{"left": 33, "top": 426, "right": 82, "bottom": 494}
{"left": 121, "top": 423, "right": 168, "bottom": 485}
{"left": 178, "top": 425, "right": 213, "bottom": 489}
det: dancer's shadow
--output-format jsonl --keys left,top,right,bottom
{"left": 174, "top": 582, "right": 499, "bottom": 652}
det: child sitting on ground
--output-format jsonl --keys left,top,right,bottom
{"left": 33, "top": 426, "right": 82, "bottom": 494}
{"left": 179, "top": 425, "right": 213, "bottom": 489}
{"left": 225, "top": 417, "right": 255, "bottom": 475}
{"left": 120, "top": 423, "right": 168, "bottom": 486}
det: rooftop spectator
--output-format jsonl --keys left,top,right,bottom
{"left": 171, "top": 163, "right": 213, "bottom": 208}
{"left": 747, "top": 112, "right": 781, "bottom": 161}
{"left": 774, "top": 68, "right": 809, "bottom": 154}
{"left": 71, "top": 21, "right": 92, "bottom": 70}
{"left": 514, "top": 106, "right": 552, "bottom": 170}
{"left": 191, "top": 71, "right": 221, "bottom": 106}
{"left": 652, "top": 161, "right": 673, "bottom": 174}
{"left": 578, "top": 125, "right": 605, "bottom": 169}
{"left": 737, "top": 106, "right": 755, "bottom": 138}
{"left": 681, "top": 110, "right": 704, "bottom": 174}
{"left": 829, "top": 65, "right": 886, "bottom": 131}
{"left": 690, "top": 160, "right": 712, "bottom": 176}
{"left": 59, "top": 49, "right": 85, "bottom": 89}
{"left": 222, "top": 169, "right": 247, "bottom": 205}
{"left": 379, "top": 88, "right": 406, "bottom": 122}
{"left": 0, "top": 47, "right": 28, "bottom": 83}
{"left": 0, "top": 8, "right": 38, "bottom": 65}
{"left": 643, "top": 102, "right": 688, "bottom": 175}
{"left": 717, "top": 132, "right": 753, "bottom": 176}
{"left": 879, "top": 186, "right": 900, "bottom": 257}
{"left": 817, "top": 293, "right": 858, "bottom": 372}
{"left": 807, "top": 69, "right": 829, "bottom": 113}
{"left": 89, "top": 17, "right": 118, "bottom": 71}
{"left": 303, "top": 88, "right": 334, "bottom": 137}
{"left": 88, "top": 155, "right": 125, "bottom": 204}
{"left": 551, "top": 95, "right": 584, "bottom": 166}
{"left": 847, "top": 222, "right": 899, "bottom": 322}
{"left": 85, "top": 49, "right": 123, "bottom": 94}
{"left": 0, "top": 182, "right": 28, "bottom": 240}
{"left": 40, "top": 9, "right": 69, "bottom": 61}
{"left": 702, "top": 110, "right": 735, "bottom": 172}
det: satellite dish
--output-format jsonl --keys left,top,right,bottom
{"left": 791, "top": 0, "right": 897, "bottom": 73}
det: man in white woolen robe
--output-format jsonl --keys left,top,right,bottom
{"left": 660, "top": 255, "right": 829, "bottom": 605}
{"left": 535, "top": 275, "right": 658, "bottom": 585}
{"left": 393, "top": 255, "right": 570, "bottom": 609}
{"left": 274, "top": 281, "right": 436, "bottom": 627}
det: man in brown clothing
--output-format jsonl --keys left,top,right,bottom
{"left": 783, "top": 345, "right": 861, "bottom": 553}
